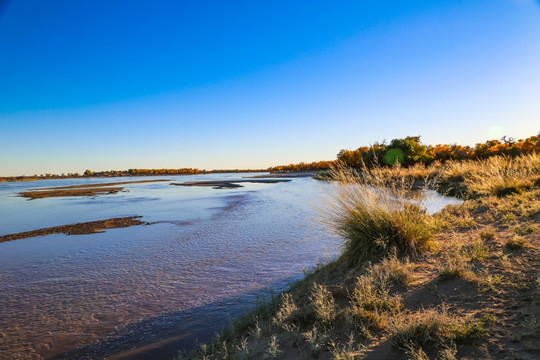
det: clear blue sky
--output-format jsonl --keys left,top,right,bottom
{"left": 1, "top": 0, "right": 539, "bottom": 176}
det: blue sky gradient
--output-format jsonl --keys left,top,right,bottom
{"left": 1, "top": 0, "right": 539, "bottom": 175}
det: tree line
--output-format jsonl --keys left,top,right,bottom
{"left": 267, "top": 133, "right": 540, "bottom": 172}
{"left": 83, "top": 168, "right": 267, "bottom": 177}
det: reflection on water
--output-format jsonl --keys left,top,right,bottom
{"left": 0, "top": 175, "right": 460, "bottom": 359}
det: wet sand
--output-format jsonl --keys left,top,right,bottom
{"left": 170, "top": 179, "right": 291, "bottom": 189}
{"left": 0, "top": 216, "right": 145, "bottom": 242}
{"left": 19, "top": 179, "right": 171, "bottom": 200}
{"left": 244, "top": 172, "right": 315, "bottom": 178}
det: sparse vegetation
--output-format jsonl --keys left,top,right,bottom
{"left": 390, "top": 306, "right": 485, "bottom": 348}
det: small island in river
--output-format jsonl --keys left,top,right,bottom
{"left": 171, "top": 179, "right": 291, "bottom": 189}
{"left": 0, "top": 216, "right": 146, "bottom": 243}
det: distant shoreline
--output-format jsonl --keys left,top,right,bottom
{"left": 0, "top": 171, "right": 318, "bottom": 183}
{"left": 0, "top": 170, "right": 275, "bottom": 183}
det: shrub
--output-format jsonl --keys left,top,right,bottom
{"left": 264, "top": 336, "right": 281, "bottom": 360}
{"left": 272, "top": 293, "right": 299, "bottom": 331}
{"left": 310, "top": 282, "right": 336, "bottom": 326}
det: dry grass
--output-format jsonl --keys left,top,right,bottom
{"left": 329, "top": 333, "right": 365, "bottom": 359}
{"left": 371, "top": 255, "right": 415, "bottom": 287}
{"left": 477, "top": 269, "right": 505, "bottom": 292}
{"left": 264, "top": 336, "right": 281, "bottom": 360}
{"left": 302, "top": 326, "right": 330, "bottom": 357}
{"left": 437, "top": 233, "right": 475, "bottom": 280}
{"left": 348, "top": 273, "right": 402, "bottom": 330}
{"left": 404, "top": 342, "right": 430, "bottom": 360}
{"left": 310, "top": 282, "right": 336, "bottom": 326}
{"left": 390, "top": 306, "right": 484, "bottom": 348}
{"left": 463, "top": 238, "right": 490, "bottom": 262}
{"left": 505, "top": 236, "right": 527, "bottom": 250}
{"left": 440, "top": 153, "right": 540, "bottom": 198}
{"left": 438, "top": 256, "right": 473, "bottom": 280}
{"left": 272, "top": 293, "right": 299, "bottom": 332}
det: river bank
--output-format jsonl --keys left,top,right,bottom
{"left": 182, "top": 154, "right": 540, "bottom": 360}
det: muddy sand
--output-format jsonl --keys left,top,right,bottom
{"left": 170, "top": 179, "right": 291, "bottom": 189}
{"left": 244, "top": 172, "right": 315, "bottom": 178}
{"left": 0, "top": 216, "right": 146, "bottom": 242}
{"left": 19, "top": 179, "right": 170, "bottom": 200}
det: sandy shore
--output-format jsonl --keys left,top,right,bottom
{"left": 0, "top": 216, "right": 145, "bottom": 242}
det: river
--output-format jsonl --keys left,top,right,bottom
{"left": 0, "top": 174, "right": 460, "bottom": 359}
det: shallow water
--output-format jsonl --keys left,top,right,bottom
{"left": 0, "top": 174, "right": 460, "bottom": 359}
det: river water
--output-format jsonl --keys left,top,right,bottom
{"left": 0, "top": 174, "right": 460, "bottom": 359}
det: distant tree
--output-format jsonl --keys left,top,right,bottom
{"left": 386, "top": 136, "right": 431, "bottom": 166}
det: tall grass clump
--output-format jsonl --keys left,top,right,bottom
{"left": 390, "top": 306, "right": 485, "bottom": 348}
{"left": 441, "top": 153, "right": 540, "bottom": 198}
{"left": 325, "top": 164, "right": 434, "bottom": 266}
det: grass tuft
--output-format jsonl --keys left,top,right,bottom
{"left": 404, "top": 341, "right": 429, "bottom": 360}
{"left": 390, "top": 306, "right": 484, "bottom": 348}
{"left": 438, "top": 256, "right": 472, "bottom": 281}
{"left": 329, "top": 333, "right": 365, "bottom": 359}
{"left": 302, "top": 326, "right": 330, "bottom": 357}
{"left": 505, "top": 236, "right": 527, "bottom": 250}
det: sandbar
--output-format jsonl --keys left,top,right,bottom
{"left": 19, "top": 187, "right": 124, "bottom": 200}
{"left": 30, "top": 179, "right": 170, "bottom": 191}
{"left": 243, "top": 172, "right": 315, "bottom": 178}
{"left": 19, "top": 179, "right": 170, "bottom": 200}
{"left": 0, "top": 216, "right": 145, "bottom": 243}
{"left": 171, "top": 179, "right": 291, "bottom": 189}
